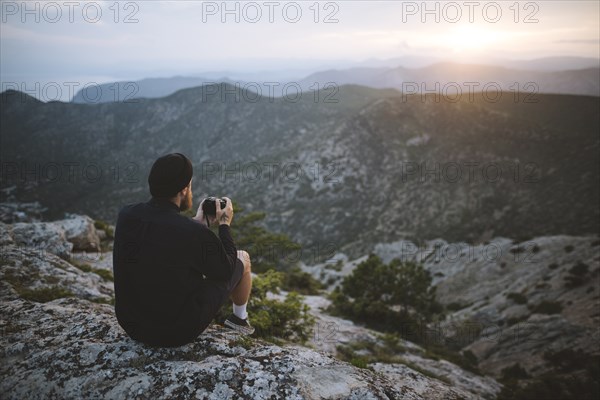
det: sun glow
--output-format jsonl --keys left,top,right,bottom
{"left": 444, "top": 26, "right": 504, "bottom": 53}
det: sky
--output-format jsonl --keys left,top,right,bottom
{"left": 1, "top": 0, "right": 599, "bottom": 100}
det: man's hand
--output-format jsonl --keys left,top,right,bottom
{"left": 216, "top": 196, "right": 233, "bottom": 226}
{"left": 193, "top": 198, "right": 216, "bottom": 226}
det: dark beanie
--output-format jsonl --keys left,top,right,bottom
{"left": 148, "top": 153, "right": 193, "bottom": 198}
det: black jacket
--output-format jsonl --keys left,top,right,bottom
{"left": 112, "top": 197, "right": 241, "bottom": 347}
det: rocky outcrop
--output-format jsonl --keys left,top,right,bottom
{"left": 51, "top": 214, "right": 101, "bottom": 251}
{"left": 279, "top": 293, "right": 502, "bottom": 399}
{"left": 2, "top": 297, "right": 432, "bottom": 400}
{"left": 0, "top": 213, "right": 102, "bottom": 261}
{"left": 303, "top": 235, "right": 600, "bottom": 388}
{"left": 0, "top": 201, "right": 46, "bottom": 223}
{"left": 2, "top": 221, "right": 73, "bottom": 260}
{"left": 0, "top": 218, "right": 493, "bottom": 399}
{"left": 373, "top": 235, "right": 600, "bottom": 378}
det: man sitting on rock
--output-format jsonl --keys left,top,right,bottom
{"left": 113, "top": 153, "right": 254, "bottom": 347}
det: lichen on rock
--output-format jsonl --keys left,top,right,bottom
{"left": 1, "top": 216, "right": 492, "bottom": 399}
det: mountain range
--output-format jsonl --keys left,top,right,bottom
{"left": 1, "top": 83, "right": 598, "bottom": 260}
{"left": 70, "top": 59, "right": 600, "bottom": 104}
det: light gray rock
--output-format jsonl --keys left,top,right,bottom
{"left": 0, "top": 293, "right": 480, "bottom": 400}
{"left": 51, "top": 214, "right": 101, "bottom": 251}
{"left": 0, "top": 214, "right": 102, "bottom": 257}
{"left": 0, "top": 218, "right": 487, "bottom": 400}
{"left": 0, "top": 201, "right": 46, "bottom": 223}
{"left": 0, "top": 241, "right": 114, "bottom": 304}
{"left": 292, "top": 293, "right": 501, "bottom": 399}
{"left": 299, "top": 253, "right": 368, "bottom": 292}
{"left": 2, "top": 221, "right": 73, "bottom": 260}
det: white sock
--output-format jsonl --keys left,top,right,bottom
{"left": 233, "top": 302, "right": 248, "bottom": 320}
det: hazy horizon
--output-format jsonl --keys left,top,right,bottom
{"left": 2, "top": 0, "right": 599, "bottom": 100}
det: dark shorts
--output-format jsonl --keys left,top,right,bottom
{"left": 220, "top": 258, "right": 245, "bottom": 296}
{"left": 196, "top": 259, "right": 244, "bottom": 328}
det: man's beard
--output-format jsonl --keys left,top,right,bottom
{"left": 180, "top": 191, "right": 193, "bottom": 211}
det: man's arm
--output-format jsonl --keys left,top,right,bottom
{"left": 194, "top": 196, "right": 241, "bottom": 280}
{"left": 197, "top": 224, "right": 241, "bottom": 281}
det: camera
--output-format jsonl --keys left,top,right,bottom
{"left": 202, "top": 196, "right": 227, "bottom": 216}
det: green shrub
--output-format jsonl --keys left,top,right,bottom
{"left": 350, "top": 357, "right": 369, "bottom": 369}
{"left": 446, "top": 302, "right": 469, "bottom": 311}
{"left": 334, "top": 320, "right": 480, "bottom": 377}
{"left": 531, "top": 300, "right": 563, "bottom": 314}
{"left": 72, "top": 260, "right": 92, "bottom": 272}
{"left": 506, "top": 315, "right": 528, "bottom": 326}
{"left": 4, "top": 271, "right": 74, "bottom": 302}
{"left": 281, "top": 267, "right": 323, "bottom": 295}
{"left": 94, "top": 269, "right": 114, "bottom": 282}
{"left": 506, "top": 292, "right": 527, "bottom": 305}
{"left": 544, "top": 348, "right": 600, "bottom": 374}
{"left": 229, "top": 334, "right": 254, "bottom": 350}
{"left": 423, "top": 340, "right": 482, "bottom": 375}
{"left": 535, "top": 282, "right": 549, "bottom": 289}
{"left": 501, "top": 363, "right": 530, "bottom": 380}
{"left": 72, "top": 259, "right": 114, "bottom": 281}
{"left": 327, "top": 255, "right": 442, "bottom": 344}
{"left": 324, "top": 259, "right": 343, "bottom": 271}
{"left": 379, "top": 332, "right": 407, "bottom": 353}
{"left": 20, "top": 286, "right": 74, "bottom": 303}
{"left": 326, "top": 276, "right": 337, "bottom": 286}
{"left": 215, "top": 269, "right": 315, "bottom": 343}
{"left": 92, "top": 297, "right": 115, "bottom": 305}
{"left": 498, "top": 351, "right": 600, "bottom": 400}
{"left": 569, "top": 261, "right": 589, "bottom": 276}
{"left": 94, "top": 220, "right": 114, "bottom": 239}
{"left": 462, "top": 350, "right": 478, "bottom": 366}
{"left": 393, "top": 356, "right": 452, "bottom": 384}
{"left": 564, "top": 261, "right": 590, "bottom": 288}
{"left": 44, "top": 275, "right": 60, "bottom": 284}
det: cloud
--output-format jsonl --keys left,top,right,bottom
{"left": 1, "top": 1, "right": 599, "bottom": 83}
{"left": 554, "top": 39, "right": 600, "bottom": 44}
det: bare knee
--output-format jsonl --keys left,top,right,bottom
{"left": 237, "top": 250, "right": 251, "bottom": 273}
{"left": 244, "top": 254, "right": 251, "bottom": 274}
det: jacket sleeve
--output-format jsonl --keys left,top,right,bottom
{"left": 196, "top": 224, "right": 241, "bottom": 281}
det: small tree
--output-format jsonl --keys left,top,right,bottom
{"left": 390, "top": 259, "right": 439, "bottom": 318}
{"left": 330, "top": 254, "right": 441, "bottom": 337}
{"left": 231, "top": 210, "right": 302, "bottom": 273}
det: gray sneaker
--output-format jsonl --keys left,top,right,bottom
{"left": 224, "top": 313, "right": 255, "bottom": 335}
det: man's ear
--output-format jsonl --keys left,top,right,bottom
{"left": 178, "top": 180, "right": 192, "bottom": 198}
{"left": 179, "top": 186, "right": 189, "bottom": 198}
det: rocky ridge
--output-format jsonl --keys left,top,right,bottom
{"left": 301, "top": 234, "right": 600, "bottom": 386}
{"left": 2, "top": 87, "right": 598, "bottom": 260}
{"left": 0, "top": 215, "right": 501, "bottom": 399}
